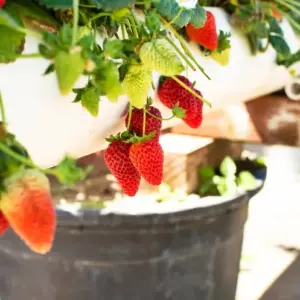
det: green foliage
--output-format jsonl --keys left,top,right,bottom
{"left": 154, "top": 0, "right": 206, "bottom": 29}
{"left": 51, "top": 157, "right": 92, "bottom": 186}
{"left": 198, "top": 156, "right": 259, "bottom": 197}
{"left": 36, "top": 0, "right": 72, "bottom": 9}
{"left": 90, "top": 0, "right": 135, "bottom": 11}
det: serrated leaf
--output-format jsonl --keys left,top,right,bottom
{"left": 145, "top": 10, "right": 162, "bottom": 36}
{"left": 217, "top": 31, "right": 231, "bottom": 53}
{"left": 173, "top": 9, "right": 191, "bottom": 28}
{"left": 54, "top": 50, "right": 85, "bottom": 95}
{"left": 90, "top": 0, "right": 134, "bottom": 11}
{"left": 140, "top": 38, "right": 184, "bottom": 76}
{"left": 220, "top": 156, "right": 237, "bottom": 177}
{"left": 190, "top": 4, "right": 206, "bottom": 28}
{"left": 81, "top": 87, "right": 100, "bottom": 117}
{"left": 52, "top": 157, "right": 90, "bottom": 186}
{"left": 155, "top": 0, "right": 178, "bottom": 20}
{"left": 0, "top": 26, "right": 25, "bottom": 63}
{"left": 104, "top": 39, "right": 126, "bottom": 59}
{"left": 36, "top": 0, "right": 72, "bottom": 9}
{"left": 94, "top": 60, "right": 123, "bottom": 102}
{"left": 123, "top": 64, "right": 152, "bottom": 109}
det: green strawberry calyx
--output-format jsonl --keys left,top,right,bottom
{"left": 105, "top": 130, "right": 156, "bottom": 144}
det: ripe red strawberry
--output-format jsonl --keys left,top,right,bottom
{"left": 129, "top": 141, "right": 163, "bottom": 186}
{"left": 104, "top": 141, "right": 141, "bottom": 196}
{"left": 0, "top": 169, "right": 56, "bottom": 254}
{"left": 0, "top": 210, "right": 9, "bottom": 236}
{"left": 0, "top": 0, "right": 6, "bottom": 8}
{"left": 158, "top": 76, "right": 203, "bottom": 129}
{"left": 125, "top": 106, "right": 162, "bottom": 141}
{"left": 158, "top": 75, "right": 193, "bottom": 109}
{"left": 183, "top": 91, "right": 203, "bottom": 128}
{"left": 186, "top": 11, "right": 218, "bottom": 51}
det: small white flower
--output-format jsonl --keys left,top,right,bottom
{"left": 175, "top": 0, "right": 198, "bottom": 9}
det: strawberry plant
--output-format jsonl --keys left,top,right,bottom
{"left": 0, "top": 0, "right": 298, "bottom": 254}
{"left": 198, "top": 156, "right": 261, "bottom": 197}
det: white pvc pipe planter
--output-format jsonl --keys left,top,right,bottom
{"left": 1, "top": 7, "right": 300, "bottom": 167}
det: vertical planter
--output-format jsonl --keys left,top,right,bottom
{"left": 0, "top": 193, "right": 249, "bottom": 300}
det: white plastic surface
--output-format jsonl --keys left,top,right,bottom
{"left": 1, "top": 8, "right": 299, "bottom": 167}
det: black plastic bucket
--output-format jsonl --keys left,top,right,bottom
{"left": 0, "top": 193, "right": 250, "bottom": 300}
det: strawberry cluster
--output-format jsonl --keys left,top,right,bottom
{"left": 104, "top": 106, "right": 164, "bottom": 197}
{"left": 158, "top": 75, "right": 203, "bottom": 129}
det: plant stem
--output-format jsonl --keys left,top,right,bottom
{"left": 79, "top": 4, "right": 97, "bottom": 8}
{"left": 90, "top": 12, "right": 111, "bottom": 22}
{"left": 18, "top": 53, "right": 42, "bottom": 59}
{"left": 275, "top": 5, "right": 300, "bottom": 31}
{"left": 146, "top": 110, "right": 175, "bottom": 121}
{"left": 143, "top": 106, "right": 146, "bottom": 135}
{"left": 285, "top": 0, "right": 300, "bottom": 7}
{"left": 126, "top": 103, "right": 133, "bottom": 131}
{"left": 72, "top": 0, "right": 79, "bottom": 46}
{"left": 165, "top": 36, "right": 196, "bottom": 71}
{"left": 0, "top": 92, "right": 7, "bottom": 131}
{"left": 121, "top": 23, "right": 126, "bottom": 39}
{"left": 275, "top": 0, "right": 300, "bottom": 15}
{"left": 171, "top": 75, "right": 212, "bottom": 107}
{"left": 168, "top": 7, "right": 184, "bottom": 26}
{"left": 162, "top": 18, "right": 211, "bottom": 80}
{"left": 0, "top": 143, "right": 56, "bottom": 176}
{"left": 128, "top": 15, "right": 139, "bottom": 38}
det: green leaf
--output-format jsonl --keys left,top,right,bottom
{"left": 145, "top": 10, "right": 162, "bottom": 36}
{"left": 198, "top": 179, "right": 216, "bottom": 196}
{"left": 173, "top": 10, "right": 191, "bottom": 28}
{"left": 270, "top": 35, "right": 291, "bottom": 60}
{"left": 216, "top": 177, "right": 237, "bottom": 196}
{"left": 190, "top": 4, "right": 206, "bottom": 29}
{"left": 0, "top": 26, "right": 25, "bottom": 63}
{"left": 104, "top": 39, "right": 126, "bottom": 59}
{"left": 36, "top": 0, "right": 72, "bottom": 9}
{"left": 90, "top": 0, "right": 134, "bottom": 11}
{"left": 252, "top": 21, "right": 269, "bottom": 38}
{"left": 139, "top": 38, "right": 184, "bottom": 76}
{"left": 94, "top": 60, "right": 123, "bottom": 102}
{"left": 52, "top": 157, "right": 92, "bottom": 186}
{"left": 237, "top": 171, "right": 257, "bottom": 191}
{"left": 154, "top": 0, "right": 179, "bottom": 21}
{"left": 268, "top": 16, "right": 283, "bottom": 36}
{"left": 172, "top": 103, "right": 186, "bottom": 118}
{"left": 216, "top": 31, "right": 231, "bottom": 53}
{"left": 199, "top": 166, "right": 215, "bottom": 179}
{"left": 54, "top": 50, "right": 85, "bottom": 95}
{"left": 81, "top": 87, "right": 100, "bottom": 117}
{"left": 123, "top": 64, "right": 152, "bottom": 109}
{"left": 220, "top": 156, "right": 237, "bottom": 177}
{"left": 10, "top": 0, "right": 59, "bottom": 31}
{"left": 0, "top": 7, "right": 24, "bottom": 31}
{"left": 277, "top": 49, "right": 300, "bottom": 67}
{"left": 111, "top": 8, "right": 131, "bottom": 20}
